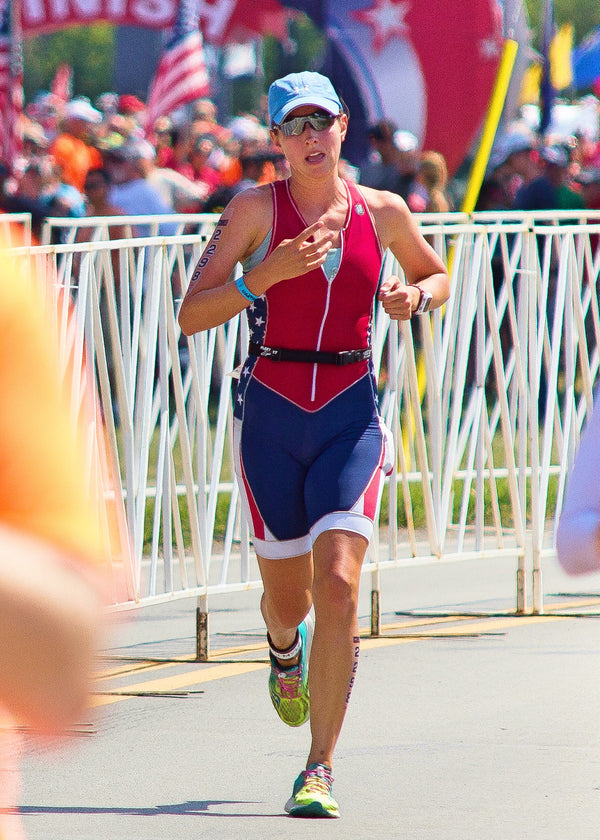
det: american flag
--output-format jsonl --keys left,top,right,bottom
{"left": 0, "top": 0, "right": 23, "bottom": 168}
{"left": 144, "top": 0, "right": 210, "bottom": 130}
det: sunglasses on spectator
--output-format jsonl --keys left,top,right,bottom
{"left": 275, "top": 112, "right": 339, "bottom": 136}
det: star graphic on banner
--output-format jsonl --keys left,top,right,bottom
{"left": 479, "top": 38, "right": 501, "bottom": 60}
{"left": 352, "top": 0, "right": 411, "bottom": 53}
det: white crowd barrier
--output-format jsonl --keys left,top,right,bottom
{"left": 9, "top": 209, "right": 600, "bottom": 653}
{"left": 0, "top": 212, "right": 32, "bottom": 245}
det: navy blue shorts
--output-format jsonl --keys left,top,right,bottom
{"left": 233, "top": 374, "right": 393, "bottom": 559}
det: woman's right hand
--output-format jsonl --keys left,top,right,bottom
{"left": 260, "top": 221, "right": 336, "bottom": 287}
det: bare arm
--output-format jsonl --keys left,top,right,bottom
{"left": 365, "top": 187, "right": 450, "bottom": 320}
{"left": 178, "top": 188, "right": 335, "bottom": 335}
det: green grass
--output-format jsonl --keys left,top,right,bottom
{"left": 121, "top": 414, "right": 560, "bottom": 553}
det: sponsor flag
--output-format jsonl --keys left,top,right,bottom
{"left": 572, "top": 26, "right": 600, "bottom": 90}
{"left": 0, "top": 0, "right": 22, "bottom": 169}
{"left": 549, "top": 23, "right": 573, "bottom": 90}
{"left": 519, "top": 63, "right": 542, "bottom": 105}
{"left": 144, "top": 0, "right": 210, "bottom": 130}
{"left": 520, "top": 23, "right": 573, "bottom": 105}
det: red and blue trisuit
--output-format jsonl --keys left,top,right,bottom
{"left": 233, "top": 178, "right": 393, "bottom": 560}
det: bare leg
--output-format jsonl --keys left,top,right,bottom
{"left": 256, "top": 551, "right": 313, "bottom": 664}
{"left": 307, "top": 530, "right": 367, "bottom": 769}
{"left": 257, "top": 530, "right": 367, "bottom": 771}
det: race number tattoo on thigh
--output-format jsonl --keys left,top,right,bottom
{"left": 190, "top": 219, "right": 229, "bottom": 283}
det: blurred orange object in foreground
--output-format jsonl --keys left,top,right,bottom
{"left": 0, "top": 230, "right": 122, "bottom": 839}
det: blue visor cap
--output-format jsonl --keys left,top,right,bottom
{"left": 268, "top": 72, "right": 342, "bottom": 126}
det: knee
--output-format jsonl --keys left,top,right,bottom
{"left": 313, "top": 569, "right": 358, "bottom": 622}
{"left": 262, "top": 590, "right": 311, "bottom": 631}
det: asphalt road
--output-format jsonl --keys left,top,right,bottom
{"left": 18, "top": 555, "right": 600, "bottom": 840}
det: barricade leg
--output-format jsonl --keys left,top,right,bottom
{"left": 370, "top": 588, "right": 381, "bottom": 636}
{"left": 196, "top": 595, "right": 209, "bottom": 661}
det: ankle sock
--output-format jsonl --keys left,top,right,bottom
{"left": 267, "top": 629, "right": 301, "bottom": 663}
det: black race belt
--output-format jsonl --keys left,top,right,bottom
{"left": 248, "top": 342, "right": 372, "bottom": 366}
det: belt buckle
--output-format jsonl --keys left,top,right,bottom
{"left": 337, "top": 351, "right": 353, "bottom": 365}
{"left": 262, "top": 346, "right": 281, "bottom": 361}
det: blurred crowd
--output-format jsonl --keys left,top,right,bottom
{"left": 5, "top": 87, "right": 600, "bottom": 242}
{"left": 478, "top": 123, "right": 600, "bottom": 214}
{"left": 0, "top": 89, "right": 459, "bottom": 239}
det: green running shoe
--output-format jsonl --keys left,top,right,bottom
{"left": 284, "top": 762, "right": 340, "bottom": 818}
{"left": 268, "top": 614, "right": 313, "bottom": 727}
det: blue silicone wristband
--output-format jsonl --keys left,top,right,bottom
{"left": 235, "top": 275, "right": 260, "bottom": 302}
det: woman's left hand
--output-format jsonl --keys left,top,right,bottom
{"left": 378, "top": 276, "right": 420, "bottom": 320}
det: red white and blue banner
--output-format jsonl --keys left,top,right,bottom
{"left": 306, "top": 0, "right": 504, "bottom": 174}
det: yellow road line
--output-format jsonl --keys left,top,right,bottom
{"left": 95, "top": 657, "right": 190, "bottom": 681}
{"left": 91, "top": 661, "right": 266, "bottom": 707}
{"left": 544, "top": 597, "right": 600, "bottom": 612}
{"left": 90, "top": 613, "right": 567, "bottom": 709}
{"left": 361, "top": 613, "right": 563, "bottom": 649}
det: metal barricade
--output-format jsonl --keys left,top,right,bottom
{"left": 8, "top": 212, "right": 600, "bottom": 656}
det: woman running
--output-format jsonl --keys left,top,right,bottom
{"left": 179, "top": 70, "right": 450, "bottom": 818}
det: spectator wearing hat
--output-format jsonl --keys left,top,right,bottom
{"left": 393, "top": 129, "right": 423, "bottom": 206}
{"left": 116, "top": 94, "right": 147, "bottom": 137}
{"left": 11, "top": 118, "right": 50, "bottom": 181}
{"left": 25, "top": 92, "right": 62, "bottom": 144}
{"left": 118, "top": 94, "right": 146, "bottom": 117}
{"left": 509, "top": 143, "right": 583, "bottom": 212}
{"left": 488, "top": 133, "right": 536, "bottom": 206}
{"left": 21, "top": 119, "right": 49, "bottom": 156}
{"left": 49, "top": 98, "right": 103, "bottom": 194}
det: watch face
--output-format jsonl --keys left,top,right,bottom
{"left": 422, "top": 292, "right": 433, "bottom": 312}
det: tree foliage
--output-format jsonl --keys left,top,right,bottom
{"left": 525, "top": 0, "right": 600, "bottom": 47}
{"left": 262, "top": 13, "right": 325, "bottom": 86}
{"left": 23, "top": 25, "right": 115, "bottom": 104}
